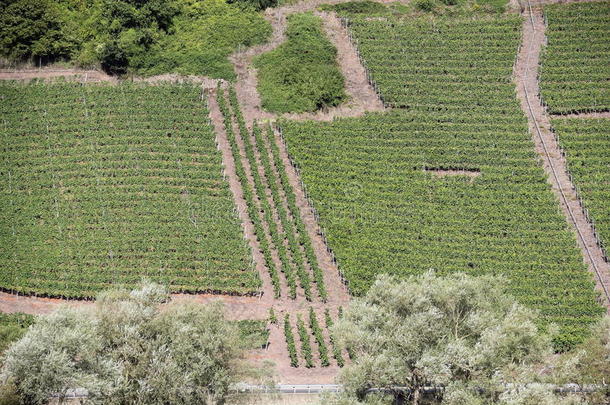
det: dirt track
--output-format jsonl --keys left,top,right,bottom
{"left": 230, "top": 7, "right": 385, "bottom": 125}
{"left": 513, "top": 2, "right": 610, "bottom": 307}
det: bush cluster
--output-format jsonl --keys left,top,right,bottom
{"left": 254, "top": 12, "right": 346, "bottom": 113}
{"left": 0, "top": 0, "right": 271, "bottom": 79}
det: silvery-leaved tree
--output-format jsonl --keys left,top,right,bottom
{"left": 1, "top": 281, "right": 242, "bottom": 405}
{"left": 329, "top": 271, "right": 582, "bottom": 405}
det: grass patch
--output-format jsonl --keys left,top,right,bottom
{"left": 0, "top": 313, "right": 35, "bottom": 365}
{"left": 254, "top": 12, "right": 346, "bottom": 114}
{"left": 319, "top": 0, "right": 390, "bottom": 15}
{"left": 139, "top": 0, "right": 272, "bottom": 80}
{"left": 320, "top": 0, "right": 510, "bottom": 17}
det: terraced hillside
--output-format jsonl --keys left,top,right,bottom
{"left": 540, "top": 1, "right": 610, "bottom": 114}
{"left": 0, "top": 82, "right": 256, "bottom": 298}
{"left": 281, "top": 15, "right": 604, "bottom": 348}
{"left": 551, "top": 118, "right": 610, "bottom": 260}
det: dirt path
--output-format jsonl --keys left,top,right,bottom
{"left": 274, "top": 127, "right": 351, "bottom": 306}
{"left": 0, "top": 67, "right": 220, "bottom": 88}
{"left": 230, "top": 6, "right": 385, "bottom": 125}
{"left": 0, "top": 290, "right": 267, "bottom": 320}
{"left": 513, "top": 3, "right": 610, "bottom": 307}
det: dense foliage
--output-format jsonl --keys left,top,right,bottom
{"left": 540, "top": 1, "right": 610, "bottom": 114}
{"left": 0, "top": 0, "right": 82, "bottom": 63}
{"left": 551, "top": 118, "right": 610, "bottom": 260}
{"left": 320, "top": 0, "right": 509, "bottom": 17}
{"left": 0, "top": 82, "right": 256, "bottom": 297}
{"left": 553, "top": 316, "right": 610, "bottom": 403}
{"left": 0, "top": 282, "right": 244, "bottom": 405}
{"left": 0, "top": 0, "right": 271, "bottom": 79}
{"left": 254, "top": 12, "right": 346, "bottom": 113}
{"left": 140, "top": 0, "right": 272, "bottom": 79}
{"left": 0, "top": 314, "right": 33, "bottom": 360}
{"left": 281, "top": 15, "right": 603, "bottom": 349}
{"left": 330, "top": 272, "right": 578, "bottom": 405}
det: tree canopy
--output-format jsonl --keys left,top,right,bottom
{"left": 329, "top": 272, "right": 587, "bottom": 405}
{"left": 0, "top": 282, "right": 243, "bottom": 405}
{"left": 0, "top": 0, "right": 271, "bottom": 78}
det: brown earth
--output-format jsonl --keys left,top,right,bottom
{"left": 513, "top": 1, "right": 610, "bottom": 307}
{"left": 552, "top": 111, "right": 610, "bottom": 119}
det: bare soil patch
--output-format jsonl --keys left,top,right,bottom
{"left": 552, "top": 111, "right": 610, "bottom": 119}
{"left": 424, "top": 168, "right": 481, "bottom": 182}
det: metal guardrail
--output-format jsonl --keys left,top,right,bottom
{"left": 56, "top": 383, "right": 608, "bottom": 399}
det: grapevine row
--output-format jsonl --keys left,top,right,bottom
{"left": 540, "top": 1, "right": 610, "bottom": 114}
{"left": 280, "top": 15, "right": 604, "bottom": 349}
{"left": 263, "top": 125, "right": 328, "bottom": 300}
{"left": 216, "top": 84, "right": 282, "bottom": 297}
{"left": 253, "top": 124, "right": 314, "bottom": 300}
{"left": 0, "top": 82, "right": 258, "bottom": 298}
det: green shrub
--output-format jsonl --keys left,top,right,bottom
{"left": 141, "top": 0, "right": 271, "bottom": 80}
{"left": 0, "top": 0, "right": 271, "bottom": 79}
{"left": 228, "top": 0, "right": 278, "bottom": 11}
{"left": 319, "top": 1, "right": 389, "bottom": 15}
{"left": 415, "top": 0, "right": 437, "bottom": 12}
{"left": 0, "top": 0, "right": 81, "bottom": 62}
{"left": 254, "top": 12, "right": 346, "bottom": 113}
{"left": 0, "top": 314, "right": 34, "bottom": 355}
{"left": 1, "top": 282, "right": 243, "bottom": 405}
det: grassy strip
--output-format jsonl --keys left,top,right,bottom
{"left": 309, "top": 307, "right": 330, "bottom": 366}
{"left": 265, "top": 125, "right": 328, "bottom": 300}
{"left": 284, "top": 314, "right": 299, "bottom": 367}
{"left": 255, "top": 124, "right": 313, "bottom": 300}
{"left": 297, "top": 314, "right": 314, "bottom": 368}
{"left": 324, "top": 308, "right": 345, "bottom": 367}
{"left": 227, "top": 88, "right": 298, "bottom": 299}
{"left": 216, "top": 84, "right": 281, "bottom": 297}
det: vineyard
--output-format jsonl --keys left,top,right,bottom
{"left": 0, "top": 82, "right": 257, "bottom": 298}
{"left": 281, "top": 15, "right": 604, "bottom": 348}
{"left": 1, "top": 0, "right": 610, "bottom": 386}
{"left": 551, "top": 118, "right": 610, "bottom": 260}
{"left": 216, "top": 84, "right": 328, "bottom": 301}
{"left": 539, "top": 1, "right": 610, "bottom": 114}
{"left": 347, "top": 16, "right": 522, "bottom": 112}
